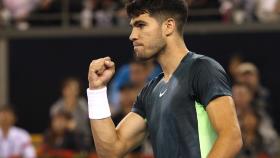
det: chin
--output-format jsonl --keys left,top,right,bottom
{"left": 135, "top": 56, "right": 149, "bottom": 61}
{"left": 134, "top": 52, "right": 152, "bottom": 61}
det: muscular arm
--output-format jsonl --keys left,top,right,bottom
{"left": 87, "top": 57, "right": 147, "bottom": 158}
{"left": 206, "top": 96, "right": 242, "bottom": 158}
{"left": 91, "top": 112, "right": 147, "bottom": 158}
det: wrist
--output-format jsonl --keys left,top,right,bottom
{"left": 89, "top": 84, "right": 106, "bottom": 90}
{"left": 87, "top": 87, "right": 111, "bottom": 119}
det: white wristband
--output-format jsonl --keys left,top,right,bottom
{"left": 87, "top": 87, "right": 111, "bottom": 119}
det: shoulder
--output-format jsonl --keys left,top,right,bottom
{"left": 192, "top": 53, "right": 222, "bottom": 68}
{"left": 189, "top": 52, "right": 225, "bottom": 74}
{"left": 50, "top": 99, "right": 64, "bottom": 115}
{"left": 51, "top": 99, "right": 64, "bottom": 109}
{"left": 10, "top": 127, "right": 31, "bottom": 141}
{"left": 78, "top": 97, "right": 88, "bottom": 112}
{"left": 78, "top": 97, "right": 87, "bottom": 107}
{"left": 178, "top": 52, "right": 220, "bottom": 72}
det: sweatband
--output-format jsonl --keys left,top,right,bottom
{"left": 87, "top": 87, "right": 111, "bottom": 119}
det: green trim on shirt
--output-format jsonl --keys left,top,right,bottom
{"left": 195, "top": 101, "right": 217, "bottom": 158}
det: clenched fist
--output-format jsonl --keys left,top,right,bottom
{"left": 88, "top": 57, "right": 115, "bottom": 90}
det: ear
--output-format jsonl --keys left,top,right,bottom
{"left": 163, "top": 18, "right": 176, "bottom": 36}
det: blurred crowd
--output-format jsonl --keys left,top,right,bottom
{"left": 0, "top": 0, "right": 280, "bottom": 30}
{"left": 0, "top": 59, "right": 160, "bottom": 158}
{"left": 219, "top": 0, "right": 280, "bottom": 23}
{"left": 228, "top": 55, "right": 280, "bottom": 158}
{"left": 1, "top": 52, "right": 280, "bottom": 158}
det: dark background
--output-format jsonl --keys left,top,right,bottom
{"left": 8, "top": 31, "right": 280, "bottom": 133}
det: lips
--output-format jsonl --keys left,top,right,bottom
{"left": 133, "top": 42, "right": 143, "bottom": 47}
{"left": 133, "top": 45, "right": 142, "bottom": 52}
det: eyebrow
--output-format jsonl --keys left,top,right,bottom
{"left": 130, "top": 20, "right": 146, "bottom": 27}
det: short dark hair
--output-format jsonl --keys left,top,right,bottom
{"left": 126, "top": 0, "right": 188, "bottom": 35}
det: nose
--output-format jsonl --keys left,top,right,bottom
{"left": 129, "top": 28, "right": 138, "bottom": 42}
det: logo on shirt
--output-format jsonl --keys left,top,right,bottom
{"left": 159, "top": 89, "right": 167, "bottom": 97}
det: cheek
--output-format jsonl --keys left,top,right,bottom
{"left": 135, "top": 27, "right": 165, "bottom": 58}
{"left": 145, "top": 33, "right": 165, "bottom": 51}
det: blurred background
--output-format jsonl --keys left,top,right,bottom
{"left": 0, "top": 0, "right": 280, "bottom": 157}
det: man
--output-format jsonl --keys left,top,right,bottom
{"left": 50, "top": 77, "right": 92, "bottom": 151}
{"left": 236, "top": 63, "right": 280, "bottom": 156}
{"left": 0, "top": 105, "right": 36, "bottom": 158}
{"left": 87, "top": 0, "right": 242, "bottom": 157}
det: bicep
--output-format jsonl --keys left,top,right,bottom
{"left": 116, "top": 112, "right": 147, "bottom": 154}
{"left": 206, "top": 96, "right": 240, "bottom": 133}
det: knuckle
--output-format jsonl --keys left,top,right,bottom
{"left": 91, "top": 59, "right": 97, "bottom": 63}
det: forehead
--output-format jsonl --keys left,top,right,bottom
{"left": 130, "top": 13, "right": 158, "bottom": 25}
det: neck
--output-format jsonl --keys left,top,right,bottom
{"left": 1, "top": 126, "right": 11, "bottom": 138}
{"left": 64, "top": 97, "right": 78, "bottom": 111}
{"left": 157, "top": 36, "right": 188, "bottom": 81}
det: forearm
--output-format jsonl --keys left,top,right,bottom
{"left": 87, "top": 58, "right": 146, "bottom": 157}
{"left": 207, "top": 130, "right": 242, "bottom": 158}
{"left": 91, "top": 118, "right": 125, "bottom": 158}
{"left": 87, "top": 86, "right": 125, "bottom": 158}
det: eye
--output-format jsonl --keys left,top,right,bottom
{"left": 137, "top": 23, "right": 146, "bottom": 29}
